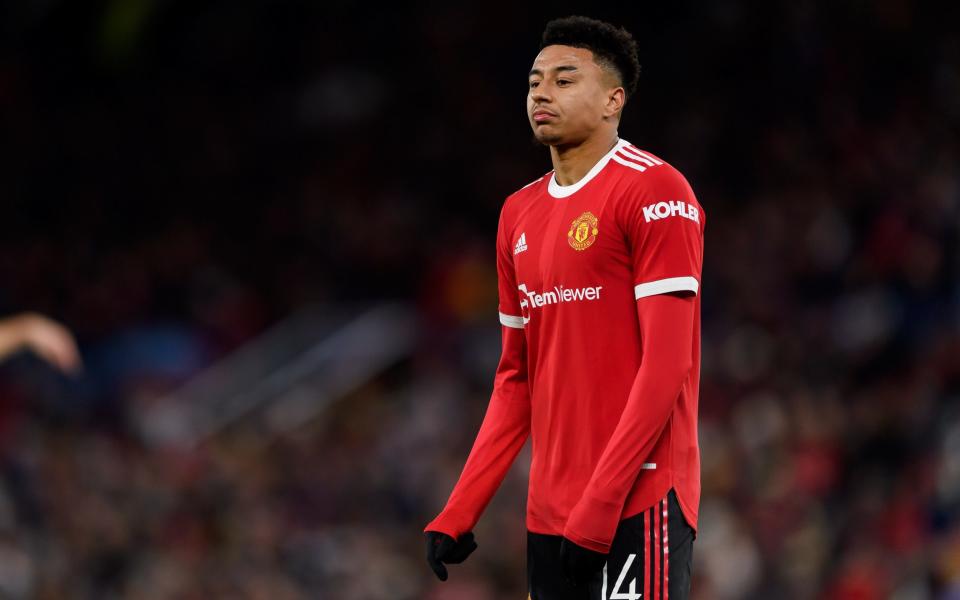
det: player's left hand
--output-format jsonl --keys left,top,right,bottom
{"left": 559, "top": 537, "right": 607, "bottom": 587}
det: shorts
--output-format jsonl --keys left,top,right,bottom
{"left": 527, "top": 488, "right": 695, "bottom": 600}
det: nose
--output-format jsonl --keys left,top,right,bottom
{"left": 529, "top": 83, "right": 551, "bottom": 104}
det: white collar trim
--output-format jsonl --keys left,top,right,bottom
{"left": 546, "top": 138, "right": 630, "bottom": 198}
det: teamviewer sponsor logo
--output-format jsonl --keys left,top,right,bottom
{"left": 518, "top": 283, "right": 603, "bottom": 311}
{"left": 643, "top": 200, "right": 699, "bottom": 223}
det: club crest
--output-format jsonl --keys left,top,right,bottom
{"left": 567, "top": 211, "right": 599, "bottom": 251}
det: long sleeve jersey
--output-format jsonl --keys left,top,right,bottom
{"left": 425, "top": 138, "right": 704, "bottom": 554}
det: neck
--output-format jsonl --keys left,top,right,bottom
{"left": 549, "top": 130, "right": 620, "bottom": 186}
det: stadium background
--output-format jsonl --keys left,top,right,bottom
{"left": 1, "top": 1, "right": 959, "bottom": 598}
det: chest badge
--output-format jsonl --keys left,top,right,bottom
{"left": 567, "top": 211, "right": 599, "bottom": 251}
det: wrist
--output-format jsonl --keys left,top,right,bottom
{"left": 563, "top": 493, "right": 622, "bottom": 554}
{"left": 424, "top": 509, "right": 471, "bottom": 541}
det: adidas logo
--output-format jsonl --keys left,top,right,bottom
{"left": 514, "top": 232, "right": 528, "bottom": 255}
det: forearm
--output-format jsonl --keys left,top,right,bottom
{"left": 564, "top": 293, "right": 694, "bottom": 550}
{"left": 0, "top": 315, "right": 29, "bottom": 360}
{"left": 425, "top": 327, "right": 531, "bottom": 539}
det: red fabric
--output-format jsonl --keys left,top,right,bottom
{"left": 423, "top": 325, "right": 530, "bottom": 540}
{"left": 563, "top": 293, "right": 694, "bottom": 552}
{"left": 425, "top": 140, "right": 704, "bottom": 554}
{"left": 643, "top": 509, "right": 651, "bottom": 600}
{"left": 663, "top": 498, "right": 670, "bottom": 600}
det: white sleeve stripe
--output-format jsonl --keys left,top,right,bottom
{"left": 499, "top": 312, "right": 526, "bottom": 328}
{"left": 611, "top": 153, "right": 647, "bottom": 172}
{"left": 627, "top": 146, "right": 664, "bottom": 165}
{"left": 634, "top": 276, "right": 700, "bottom": 299}
{"left": 619, "top": 146, "right": 658, "bottom": 166}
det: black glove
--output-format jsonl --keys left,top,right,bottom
{"left": 425, "top": 530, "right": 478, "bottom": 581}
{"left": 560, "top": 537, "right": 607, "bottom": 587}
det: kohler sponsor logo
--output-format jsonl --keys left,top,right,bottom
{"left": 642, "top": 200, "right": 699, "bottom": 224}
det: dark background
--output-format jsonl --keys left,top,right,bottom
{"left": 0, "top": 1, "right": 958, "bottom": 598}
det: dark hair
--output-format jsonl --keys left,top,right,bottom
{"left": 541, "top": 16, "right": 640, "bottom": 99}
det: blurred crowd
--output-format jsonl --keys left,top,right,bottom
{"left": 0, "top": 1, "right": 959, "bottom": 598}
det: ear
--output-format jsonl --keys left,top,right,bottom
{"left": 604, "top": 87, "right": 626, "bottom": 120}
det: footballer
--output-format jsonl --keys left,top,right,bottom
{"left": 425, "top": 15, "right": 703, "bottom": 600}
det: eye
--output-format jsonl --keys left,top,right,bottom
{"left": 529, "top": 80, "right": 540, "bottom": 89}
{"left": 557, "top": 79, "right": 572, "bottom": 86}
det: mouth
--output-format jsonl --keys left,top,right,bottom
{"left": 532, "top": 110, "right": 556, "bottom": 123}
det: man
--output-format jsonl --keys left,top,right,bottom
{"left": 424, "top": 15, "right": 703, "bottom": 600}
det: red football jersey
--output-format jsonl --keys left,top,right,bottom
{"left": 425, "top": 138, "right": 704, "bottom": 553}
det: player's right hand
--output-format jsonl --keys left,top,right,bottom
{"left": 424, "top": 530, "right": 478, "bottom": 581}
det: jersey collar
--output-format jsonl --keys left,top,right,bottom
{"left": 546, "top": 138, "right": 631, "bottom": 199}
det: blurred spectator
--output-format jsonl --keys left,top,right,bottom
{"left": 0, "top": 313, "right": 80, "bottom": 374}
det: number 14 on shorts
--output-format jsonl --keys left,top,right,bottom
{"left": 602, "top": 553, "right": 640, "bottom": 600}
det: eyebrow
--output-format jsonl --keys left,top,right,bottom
{"left": 528, "top": 65, "right": 579, "bottom": 77}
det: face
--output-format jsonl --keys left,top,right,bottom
{"left": 527, "top": 45, "right": 623, "bottom": 146}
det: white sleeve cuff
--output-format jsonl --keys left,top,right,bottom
{"left": 499, "top": 312, "right": 526, "bottom": 329}
{"left": 634, "top": 276, "right": 699, "bottom": 299}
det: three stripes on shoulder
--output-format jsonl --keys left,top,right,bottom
{"left": 612, "top": 146, "right": 664, "bottom": 172}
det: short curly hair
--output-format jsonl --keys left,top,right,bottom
{"left": 541, "top": 16, "right": 641, "bottom": 99}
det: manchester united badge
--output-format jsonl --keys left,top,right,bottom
{"left": 567, "top": 211, "right": 599, "bottom": 251}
